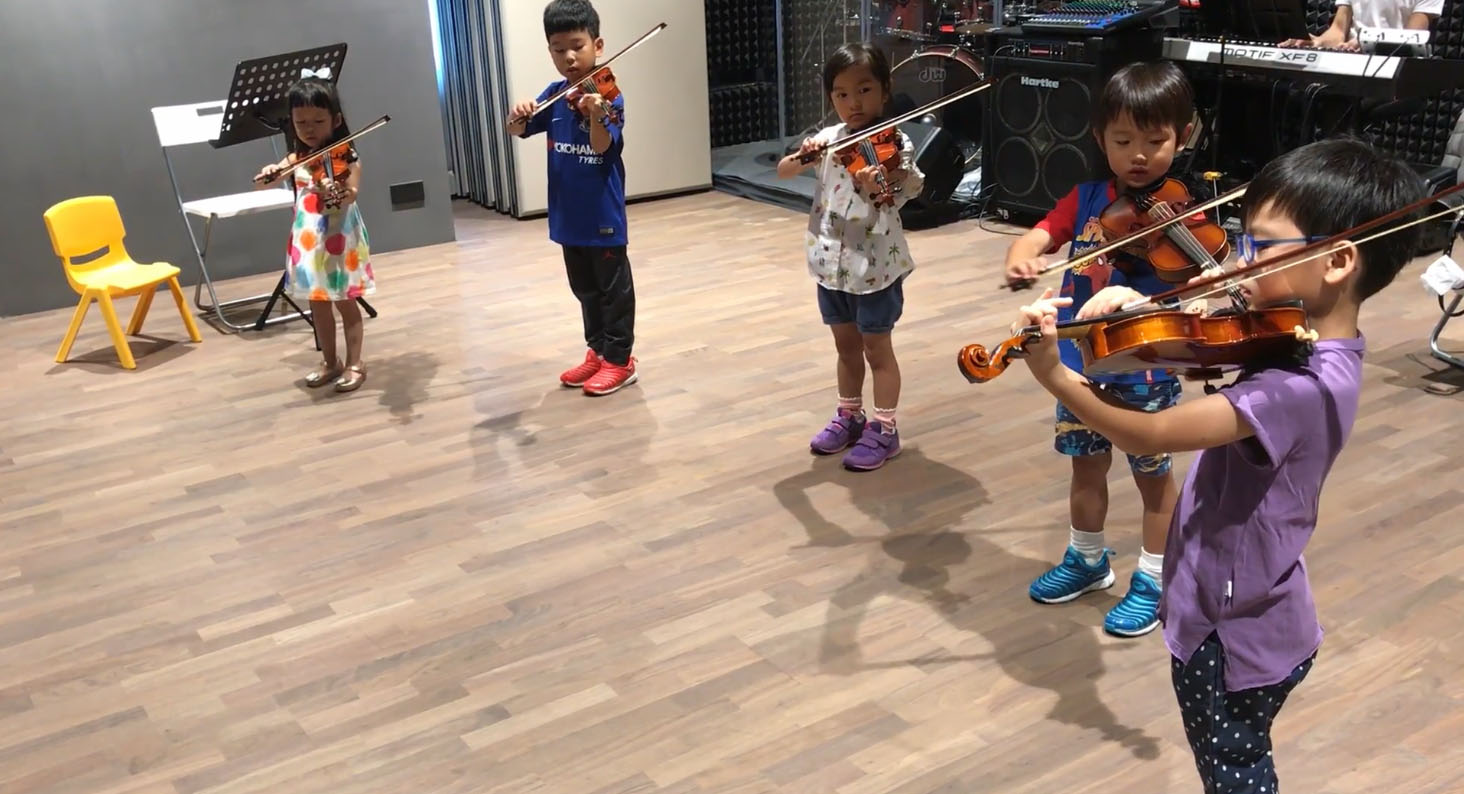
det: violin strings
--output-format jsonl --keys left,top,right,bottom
{"left": 1144, "top": 198, "right": 1248, "bottom": 308}
{"left": 1160, "top": 203, "right": 1464, "bottom": 308}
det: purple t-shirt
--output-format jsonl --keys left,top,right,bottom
{"left": 1159, "top": 335, "right": 1365, "bottom": 691}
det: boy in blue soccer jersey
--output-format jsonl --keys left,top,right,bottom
{"left": 507, "top": 0, "right": 637, "bottom": 396}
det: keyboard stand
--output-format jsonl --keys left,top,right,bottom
{"left": 1425, "top": 209, "right": 1464, "bottom": 370}
{"left": 1427, "top": 293, "right": 1464, "bottom": 370}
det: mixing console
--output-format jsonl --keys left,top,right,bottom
{"left": 1020, "top": 1, "right": 1178, "bottom": 34}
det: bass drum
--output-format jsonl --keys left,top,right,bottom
{"left": 887, "top": 44, "right": 985, "bottom": 150}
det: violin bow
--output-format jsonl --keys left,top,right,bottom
{"left": 1003, "top": 183, "right": 1249, "bottom": 289}
{"left": 1121, "top": 181, "right": 1464, "bottom": 312}
{"left": 803, "top": 80, "right": 993, "bottom": 163}
{"left": 510, "top": 22, "right": 667, "bottom": 122}
{"left": 254, "top": 115, "right": 391, "bottom": 184}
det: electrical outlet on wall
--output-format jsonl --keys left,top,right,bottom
{"left": 390, "top": 181, "right": 425, "bottom": 210}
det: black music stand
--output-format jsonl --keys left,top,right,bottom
{"left": 209, "top": 43, "right": 377, "bottom": 336}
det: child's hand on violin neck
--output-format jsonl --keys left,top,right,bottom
{"left": 1014, "top": 287, "right": 1070, "bottom": 332}
{"left": 1013, "top": 288, "right": 1071, "bottom": 376}
{"left": 575, "top": 94, "right": 607, "bottom": 120}
{"left": 1076, "top": 286, "right": 1147, "bottom": 320}
{"left": 854, "top": 165, "right": 885, "bottom": 195}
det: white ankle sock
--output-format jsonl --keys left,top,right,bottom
{"left": 1138, "top": 548, "right": 1164, "bottom": 583}
{"left": 1069, "top": 527, "right": 1106, "bottom": 566}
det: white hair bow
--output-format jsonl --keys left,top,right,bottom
{"left": 301, "top": 66, "right": 333, "bottom": 80}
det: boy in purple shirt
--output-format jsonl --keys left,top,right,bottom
{"left": 1009, "top": 138, "right": 1425, "bottom": 793}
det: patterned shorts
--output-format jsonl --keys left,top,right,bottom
{"left": 1055, "top": 379, "right": 1181, "bottom": 475}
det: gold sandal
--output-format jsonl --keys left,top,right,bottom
{"left": 305, "top": 358, "right": 343, "bottom": 387}
{"left": 334, "top": 364, "right": 366, "bottom": 393}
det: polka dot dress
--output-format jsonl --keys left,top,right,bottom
{"left": 283, "top": 162, "right": 374, "bottom": 303}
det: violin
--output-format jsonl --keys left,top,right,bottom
{"left": 1004, "top": 184, "right": 1248, "bottom": 291}
{"left": 564, "top": 69, "right": 623, "bottom": 124}
{"left": 1099, "top": 178, "right": 1231, "bottom": 284}
{"left": 304, "top": 143, "right": 356, "bottom": 211}
{"left": 962, "top": 179, "right": 1464, "bottom": 383}
{"left": 837, "top": 127, "right": 902, "bottom": 207}
{"left": 1099, "top": 178, "right": 1247, "bottom": 307}
{"left": 956, "top": 303, "right": 1319, "bottom": 384}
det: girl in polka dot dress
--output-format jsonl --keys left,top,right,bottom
{"left": 255, "top": 73, "right": 375, "bottom": 392}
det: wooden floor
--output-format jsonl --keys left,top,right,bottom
{"left": 3, "top": 192, "right": 1464, "bottom": 794}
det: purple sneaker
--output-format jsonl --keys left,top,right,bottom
{"left": 842, "top": 421, "right": 900, "bottom": 471}
{"left": 810, "top": 411, "right": 866, "bottom": 454}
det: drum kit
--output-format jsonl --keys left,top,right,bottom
{"left": 786, "top": 1, "right": 1000, "bottom": 160}
{"left": 875, "top": 0, "right": 995, "bottom": 152}
{"left": 878, "top": 0, "right": 995, "bottom": 43}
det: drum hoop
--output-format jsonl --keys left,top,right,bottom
{"left": 890, "top": 46, "right": 984, "bottom": 80}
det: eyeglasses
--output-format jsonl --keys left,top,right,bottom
{"left": 1235, "top": 232, "right": 1329, "bottom": 264}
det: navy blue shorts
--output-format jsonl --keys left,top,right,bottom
{"left": 1056, "top": 379, "right": 1181, "bottom": 475}
{"left": 817, "top": 275, "right": 905, "bottom": 335}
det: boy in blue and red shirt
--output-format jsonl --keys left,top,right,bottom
{"left": 507, "top": 0, "right": 636, "bottom": 396}
{"left": 1002, "top": 61, "right": 1198, "bottom": 637}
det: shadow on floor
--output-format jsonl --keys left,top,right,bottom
{"left": 774, "top": 446, "right": 1160, "bottom": 760}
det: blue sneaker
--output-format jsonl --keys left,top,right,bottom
{"left": 1029, "top": 546, "right": 1115, "bottom": 603}
{"left": 1104, "top": 570, "right": 1162, "bottom": 637}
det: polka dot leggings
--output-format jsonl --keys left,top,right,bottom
{"left": 1171, "top": 633, "right": 1314, "bottom": 793}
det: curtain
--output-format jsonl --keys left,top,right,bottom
{"left": 432, "top": 0, "right": 519, "bottom": 212}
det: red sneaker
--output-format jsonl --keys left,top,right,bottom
{"left": 559, "top": 349, "right": 602, "bottom": 387}
{"left": 583, "top": 357, "right": 638, "bottom": 395}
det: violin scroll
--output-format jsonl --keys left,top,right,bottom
{"left": 957, "top": 334, "right": 1037, "bottom": 383}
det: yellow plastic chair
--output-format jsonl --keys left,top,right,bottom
{"left": 43, "top": 196, "right": 202, "bottom": 369}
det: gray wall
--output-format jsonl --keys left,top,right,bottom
{"left": 0, "top": 0, "right": 456, "bottom": 318}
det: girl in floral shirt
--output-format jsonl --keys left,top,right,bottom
{"left": 776, "top": 42, "right": 924, "bottom": 471}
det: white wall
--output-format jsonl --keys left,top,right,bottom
{"left": 498, "top": 0, "right": 711, "bottom": 216}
